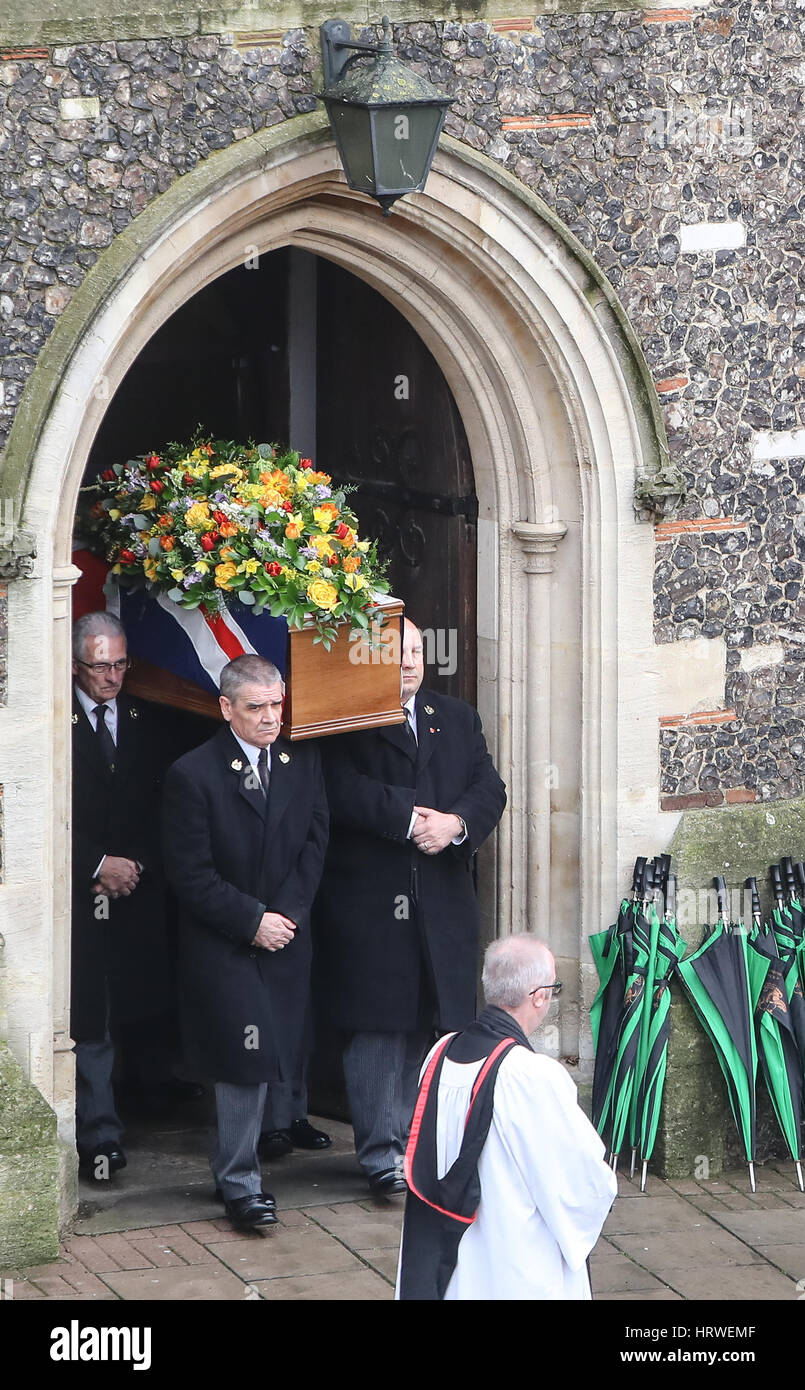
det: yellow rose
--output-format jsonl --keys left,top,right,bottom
{"left": 356, "top": 540, "right": 370, "bottom": 552}
{"left": 210, "top": 464, "right": 243, "bottom": 481}
{"left": 139, "top": 494, "right": 156, "bottom": 511}
{"left": 215, "top": 562, "right": 239, "bottom": 589}
{"left": 187, "top": 464, "right": 209, "bottom": 478}
{"left": 295, "top": 473, "right": 310, "bottom": 490}
{"left": 185, "top": 502, "right": 211, "bottom": 529}
{"left": 307, "top": 578, "right": 339, "bottom": 611}
{"left": 343, "top": 572, "right": 368, "bottom": 592}
{"left": 313, "top": 507, "right": 333, "bottom": 532}
{"left": 238, "top": 559, "right": 259, "bottom": 575}
{"left": 311, "top": 533, "right": 335, "bottom": 559}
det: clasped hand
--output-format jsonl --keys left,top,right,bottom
{"left": 412, "top": 807, "right": 463, "bottom": 855}
{"left": 252, "top": 912, "right": 297, "bottom": 952}
{"left": 93, "top": 855, "right": 140, "bottom": 899}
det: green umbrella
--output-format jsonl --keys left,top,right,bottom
{"left": 748, "top": 875, "right": 804, "bottom": 1192}
{"left": 770, "top": 862, "right": 805, "bottom": 1065}
{"left": 590, "top": 858, "right": 645, "bottom": 1154}
{"left": 606, "top": 861, "right": 660, "bottom": 1175}
{"left": 677, "top": 876, "right": 770, "bottom": 1192}
{"left": 636, "top": 873, "right": 686, "bottom": 1191}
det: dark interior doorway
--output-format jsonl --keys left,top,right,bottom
{"left": 78, "top": 245, "right": 478, "bottom": 1134}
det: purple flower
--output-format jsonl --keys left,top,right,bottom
{"left": 314, "top": 485, "right": 332, "bottom": 500}
{"left": 300, "top": 546, "right": 318, "bottom": 559}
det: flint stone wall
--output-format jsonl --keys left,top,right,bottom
{"left": 0, "top": 3, "right": 803, "bottom": 808}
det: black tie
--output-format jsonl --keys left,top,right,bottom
{"left": 93, "top": 703, "right": 116, "bottom": 770}
{"left": 257, "top": 747, "right": 270, "bottom": 798}
{"left": 405, "top": 708, "right": 418, "bottom": 747}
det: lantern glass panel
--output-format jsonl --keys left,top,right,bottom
{"left": 371, "top": 105, "right": 444, "bottom": 193}
{"left": 329, "top": 104, "right": 375, "bottom": 192}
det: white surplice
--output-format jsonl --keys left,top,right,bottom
{"left": 397, "top": 1042, "right": 617, "bottom": 1301}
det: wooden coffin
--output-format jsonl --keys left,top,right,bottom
{"left": 124, "top": 596, "right": 405, "bottom": 740}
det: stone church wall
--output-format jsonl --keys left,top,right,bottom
{"left": 0, "top": 2, "right": 803, "bottom": 811}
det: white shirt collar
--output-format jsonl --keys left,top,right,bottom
{"left": 231, "top": 731, "right": 272, "bottom": 772}
{"left": 75, "top": 684, "right": 118, "bottom": 726}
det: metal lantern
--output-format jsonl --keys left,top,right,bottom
{"left": 319, "top": 16, "right": 453, "bottom": 215}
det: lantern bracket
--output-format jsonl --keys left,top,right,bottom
{"left": 320, "top": 16, "right": 391, "bottom": 88}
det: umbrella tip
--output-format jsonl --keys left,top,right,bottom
{"left": 641, "top": 1160, "right": 647, "bottom": 1193}
{"left": 797, "top": 1161, "right": 804, "bottom": 1194}
{"left": 748, "top": 1161, "right": 756, "bottom": 1194}
{"left": 629, "top": 1148, "right": 637, "bottom": 1179}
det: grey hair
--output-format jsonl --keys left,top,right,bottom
{"left": 482, "top": 933, "right": 554, "bottom": 1010}
{"left": 72, "top": 610, "right": 126, "bottom": 659}
{"left": 219, "top": 654, "right": 284, "bottom": 700}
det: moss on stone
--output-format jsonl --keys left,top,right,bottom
{"left": 0, "top": 1043, "right": 60, "bottom": 1269}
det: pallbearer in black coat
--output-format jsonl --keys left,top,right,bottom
{"left": 71, "top": 611, "right": 175, "bottom": 1182}
{"left": 314, "top": 619, "right": 507, "bottom": 1197}
{"left": 162, "top": 654, "right": 328, "bottom": 1231}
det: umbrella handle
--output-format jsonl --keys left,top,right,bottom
{"left": 781, "top": 857, "right": 796, "bottom": 900}
{"left": 770, "top": 863, "right": 784, "bottom": 907}
{"left": 713, "top": 875, "right": 729, "bottom": 922}
{"left": 746, "top": 876, "right": 761, "bottom": 922}
{"left": 632, "top": 856, "right": 647, "bottom": 898}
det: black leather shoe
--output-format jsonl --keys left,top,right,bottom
{"left": 368, "top": 1168, "right": 407, "bottom": 1198}
{"left": 78, "top": 1143, "right": 127, "bottom": 1182}
{"left": 214, "top": 1187, "right": 275, "bottom": 1209}
{"left": 258, "top": 1129, "right": 293, "bottom": 1159}
{"left": 289, "top": 1119, "right": 332, "bottom": 1151}
{"left": 224, "top": 1194, "right": 278, "bottom": 1229}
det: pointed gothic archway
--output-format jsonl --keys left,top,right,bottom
{"left": 1, "top": 114, "right": 670, "bottom": 1193}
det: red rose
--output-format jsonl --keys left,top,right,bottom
{"left": 184, "top": 472, "right": 195, "bottom": 486}
{"left": 213, "top": 510, "right": 227, "bottom": 526}
{"left": 145, "top": 454, "right": 162, "bottom": 470}
{"left": 150, "top": 479, "right": 164, "bottom": 493}
{"left": 265, "top": 561, "right": 282, "bottom": 576}
{"left": 335, "top": 522, "right": 349, "bottom": 539}
{"left": 200, "top": 534, "right": 216, "bottom": 552}
{"left": 281, "top": 501, "right": 293, "bottom": 512}
{"left": 330, "top": 553, "right": 339, "bottom": 566}
{"left": 299, "top": 458, "right": 312, "bottom": 469}
{"left": 119, "top": 548, "right": 135, "bottom": 564}
{"left": 101, "top": 468, "right": 115, "bottom": 481}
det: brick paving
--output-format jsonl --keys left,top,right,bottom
{"left": 6, "top": 1157, "right": 805, "bottom": 1300}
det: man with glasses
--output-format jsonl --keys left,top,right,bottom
{"left": 71, "top": 610, "right": 176, "bottom": 1180}
{"left": 397, "top": 933, "right": 617, "bottom": 1299}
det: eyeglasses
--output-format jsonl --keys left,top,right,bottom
{"left": 529, "top": 981, "right": 563, "bottom": 998}
{"left": 75, "top": 659, "right": 131, "bottom": 675}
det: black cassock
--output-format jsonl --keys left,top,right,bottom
{"left": 397, "top": 1007, "right": 532, "bottom": 1301}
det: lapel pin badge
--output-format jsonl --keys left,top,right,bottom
{"left": 279, "top": 751, "right": 290, "bottom": 763}
{"left": 424, "top": 705, "right": 435, "bottom": 715}
{"left": 129, "top": 706, "right": 139, "bottom": 719}
{"left": 71, "top": 713, "right": 78, "bottom": 725}
{"left": 231, "top": 758, "right": 243, "bottom": 772}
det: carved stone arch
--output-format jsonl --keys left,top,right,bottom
{"left": 0, "top": 115, "right": 672, "bottom": 1183}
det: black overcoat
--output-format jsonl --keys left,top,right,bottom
{"left": 71, "top": 691, "right": 174, "bottom": 1043}
{"left": 314, "top": 689, "right": 506, "bottom": 1033}
{"left": 161, "top": 726, "right": 328, "bottom": 1085}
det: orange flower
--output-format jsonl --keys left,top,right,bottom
{"left": 342, "top": 553, "right": 361, "bottom": 572}
{"left": 316, "top": 501, "right": 339, "bottom": 518}
{"left": 160, "top": 536, "right": 175, "bottom": 551}
{"left": 285, "top": 521, "right": 302, "bottom": 540}
{"left": 219, "top": 522, "right": 238, "bottom": 538}
{"left": 158, "top": 513, "right": 173, "bottom": 528}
